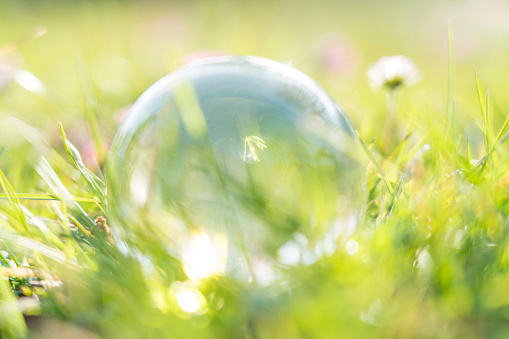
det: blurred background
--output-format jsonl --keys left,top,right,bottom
{"left": 1, "top": 0, "right": 509, "bottom": 167}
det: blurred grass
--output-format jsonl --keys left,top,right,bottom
{"left": 1, "top": 0, "right": 509, "bottom": 338}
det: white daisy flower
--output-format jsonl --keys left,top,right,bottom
{"left": 367, "top": 55, "right": 420, "bottom": 90}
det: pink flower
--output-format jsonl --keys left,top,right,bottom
{"left": 317, "top": 34, "right": 359, "bottom": 76}
{"left": 114, "top": 105, "right": 132, "bottom": 126}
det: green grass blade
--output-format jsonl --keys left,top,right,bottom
{"left": 356, "top": 131, "right": 394, "bottom": 197}
{"left": 75, "top": 52, "right": 106, "bottom": 163}
{"left": 464, "top": 72, "right": 496, "bottom": 181}
{"left": 486, "top": 90, "right": 492, "bottom": 155}
{"left": 0, "top": 193, "right": 101, "bottom": 204}
{"left": 466, "top": 139, "right": 471, "bottom": 168}
{"left": 59, "top": 122, "right": 78, "bottom": 168}
{"left": 447, "top": 23, "right": 457, "bottom": 160}
{"left": 0, "top": 169, "right": 30, "bottom": 236}
{"left": 67, "top": 214, "right": 91, "bottom": 238}
{"left": 35, "top": 157, "right": 96, "bottom": 228}
{"left": 475, "top": 70, "right": 489, "bottom": 156}
{"left": 495, "top": 112, "right": 509, "bottom": 143}
{"left": 0, "top": 251, "right": 10, "bottom": 267}
{"left": 59, "top": 123, "right": 105, "bottom": 202}
{"left": 464, "top": 128, "right": 509, "bottom": 180}
{"left": 0, "top": 233, "right": 81, "bottom": 269}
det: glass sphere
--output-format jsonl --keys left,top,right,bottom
{"left": 107, "top": 56, "right": 364, "bottom": 285}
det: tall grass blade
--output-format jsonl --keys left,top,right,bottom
{"left": 356, "top": 131, "right": 394, "bottom": 198}
{"left": 75, "top": 52, "right": 106, "bottom": 164}
{"left": 0, "top": 193, "right": 101, "bottom": 203}
{"left": 446, "top": 23, "right": 457, "bottom": 158}
{"left": 35, "top": 157, "right": 95, "bottom": 228}
{"left": 495, "top": 112, "right": 509, "bottom": 143}
{"left": 0, "top": 169, "right": 30, "bottom": 236}
{"left": 59, "top": 123, "right": 105, "bottom": 203}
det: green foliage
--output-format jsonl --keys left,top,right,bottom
{"left": 1, "top": 1, "right": 509, "bottom": 338}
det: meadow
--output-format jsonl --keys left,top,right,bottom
{"left": 1, "top": 0, "right": 509, "bottom": 338}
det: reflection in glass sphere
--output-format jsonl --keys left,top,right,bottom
{"left": 107, "top": 56, "right": 364, "bottom": 285}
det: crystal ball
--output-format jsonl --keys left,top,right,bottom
{"left": 107, "top": 56, "right": 364, "bottom": 284}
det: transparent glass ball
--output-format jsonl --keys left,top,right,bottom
{"left": 107, "top": 56, "right": 364, "bottom": 285}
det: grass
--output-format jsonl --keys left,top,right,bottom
{"left": 2, "top": 1, "right": 509, "bottom": 338}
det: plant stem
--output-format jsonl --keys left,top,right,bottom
{"left": 383, "top": 89, "right": 397, "bottom": 153}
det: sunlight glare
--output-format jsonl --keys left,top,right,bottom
{"left": 177, "top": 289, "right": 203, "bottom": 313}
{"left": 14, "top": 70, "right": 46, "bottom": 94}
{"left": 183, "top": 232, "right": 226, "bottom": 283}
{"left": 346, "top": 239, "right": 358, "bottom": 255}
